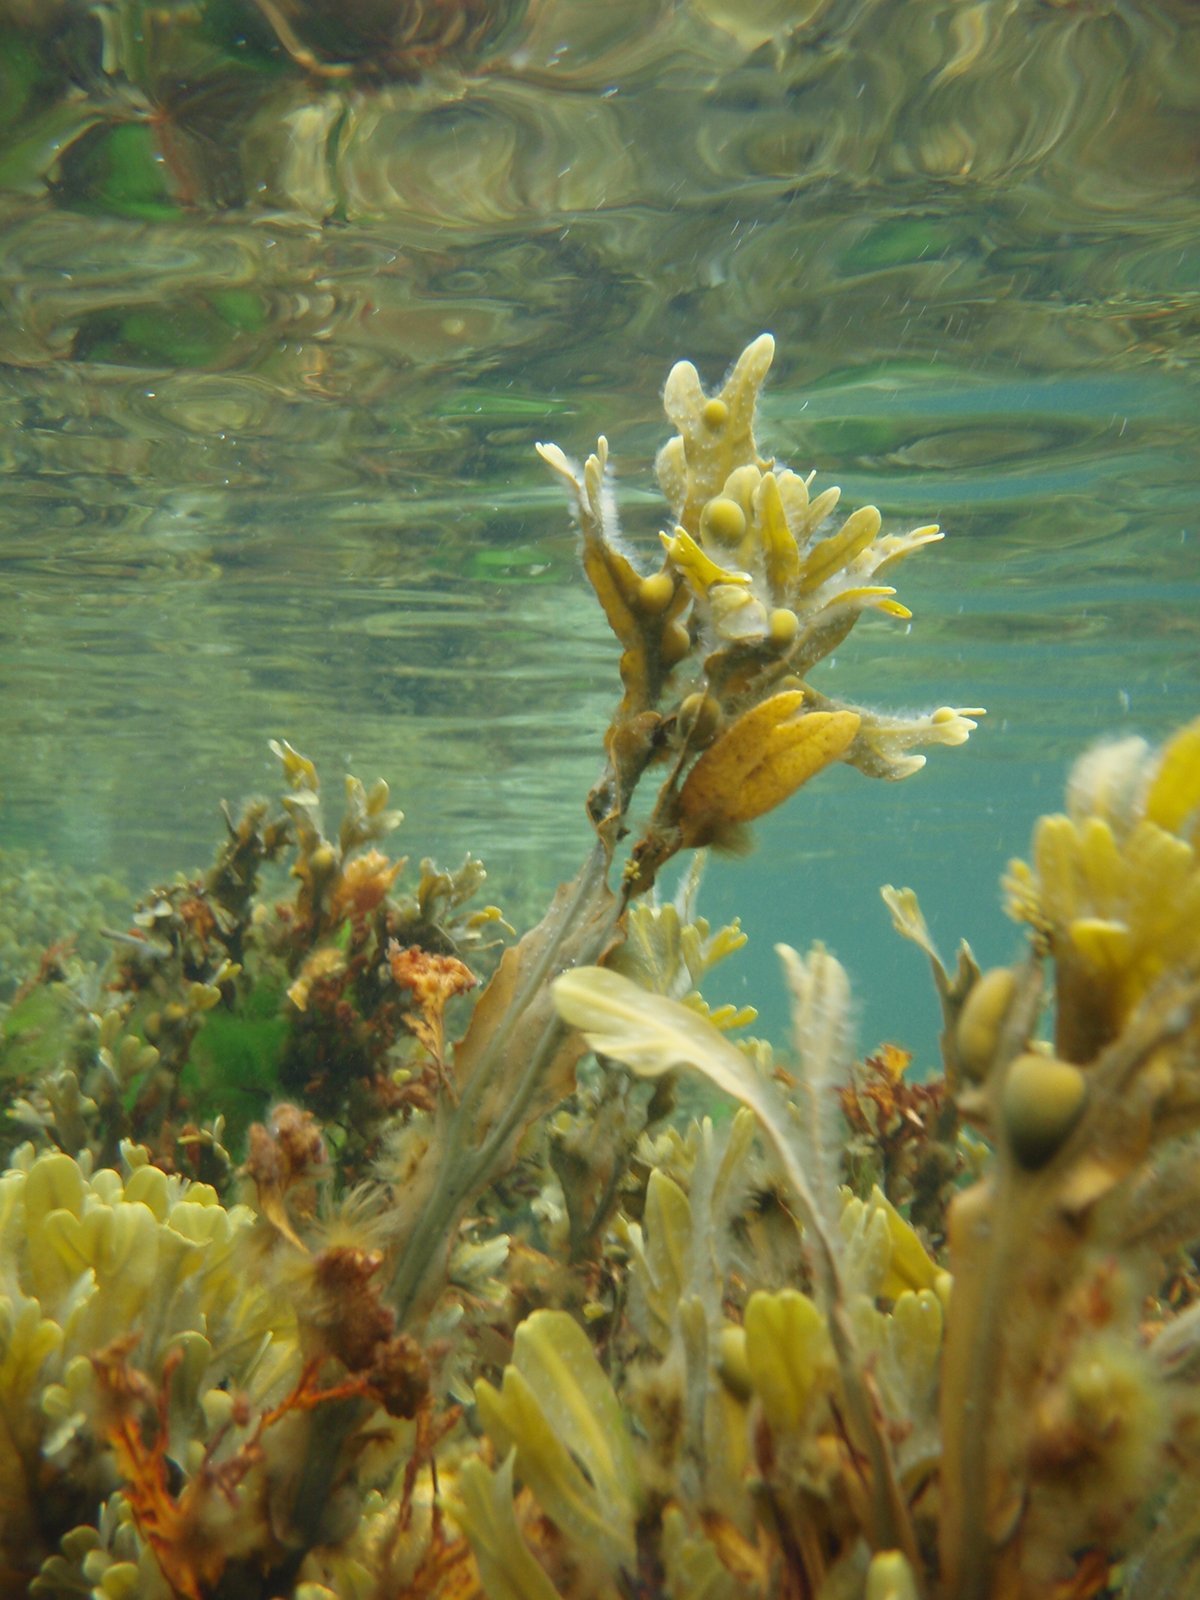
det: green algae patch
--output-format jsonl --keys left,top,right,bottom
{"left": 0, "top": 983, "right": 79, "bottom": 1082}
{"left": 180, "top": 989, "right": 289, "bottom": 1140}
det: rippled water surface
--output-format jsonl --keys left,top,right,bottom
{"left": 1, "top": 0, "right": 1197, "bottom": 1051}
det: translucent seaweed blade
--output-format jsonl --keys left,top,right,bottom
{"left": 474, "top": 1309, "right": 637, "bottom": 1576}
{"left": 511, "top": 1309, "right": 638, "bottom": 1534}
{"left": 447, "top": 1452, "right": 564, "bottom": 1600}
{"left": 553, "top": 965, "right": 920, "bottom": 1566}
{"left": 552, "top": 960, "right": 841, "bottom": 1293}
{"left": 553, "top": 966, "right": 788, "bottom": 1129}
{"left": 775, "top": 941, "right": 853, "bottom": 1230}
{"left": 797, "top": 504, "right": 882, "bottom": 594}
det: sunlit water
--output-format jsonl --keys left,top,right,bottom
{"left": 1, "top": 0, "right": 1197, "bottom": 1057}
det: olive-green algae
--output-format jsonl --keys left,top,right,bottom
{"left": 4, "top": 335, "right": 1200, "bottom": 1600}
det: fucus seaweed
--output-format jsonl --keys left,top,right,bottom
{"left": 5, "top": 336, "right": 1198, "bottom": 1600}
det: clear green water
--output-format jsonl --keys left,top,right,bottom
{"left": 1, "top": 0, "right": 1197, "bottom": 1056}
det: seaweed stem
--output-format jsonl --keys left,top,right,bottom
{"left": 389, "top": 842, "right": 617, "bottom": 1325}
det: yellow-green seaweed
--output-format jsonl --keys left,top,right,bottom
{"left": 7, "top": 338, "right": 1200, "bottom": 1600}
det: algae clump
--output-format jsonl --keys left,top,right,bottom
{"left": 5, "top": 336, "right": 1199, "bottom": 1600}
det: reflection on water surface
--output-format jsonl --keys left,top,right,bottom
{"left": 1, "top": 0, "right": 1197, "bottom": 1049}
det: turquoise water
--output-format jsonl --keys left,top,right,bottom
{"left": 1, "top": 0, "right": 1197, "bottom": 1059}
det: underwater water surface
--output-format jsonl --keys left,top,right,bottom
{"left": 0, "top": 0, "right": 1197, "bottom": 1057}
